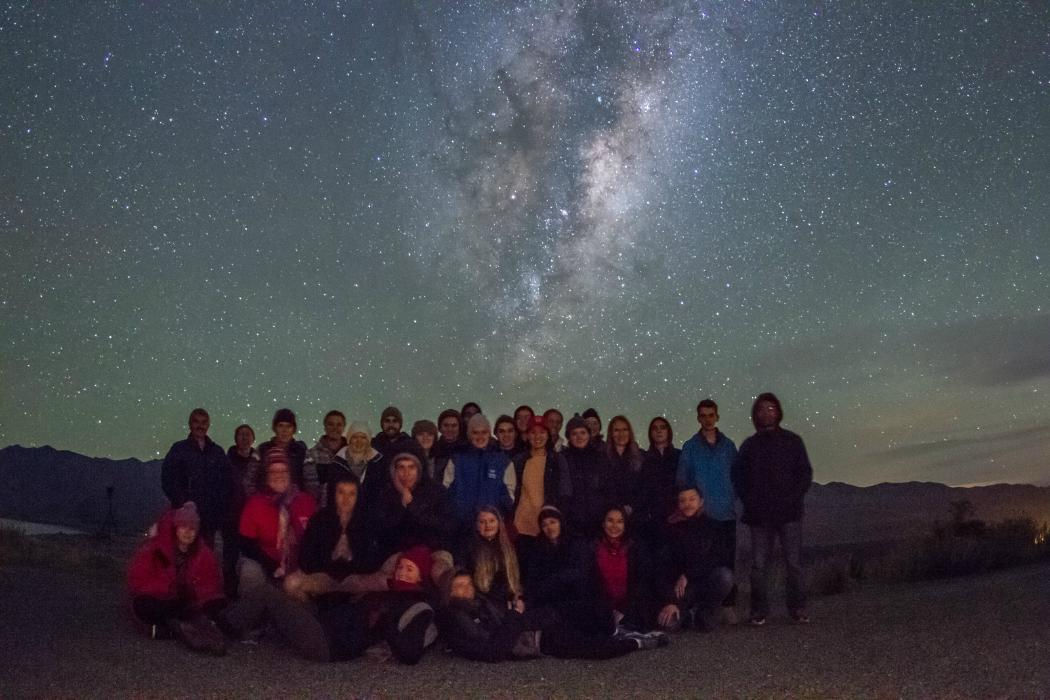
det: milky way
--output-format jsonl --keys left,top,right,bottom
{"left": 1, "top": 1, "right": 1047, "bottom": 485}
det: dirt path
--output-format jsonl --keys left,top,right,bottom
{"left": 2, "top": 562, "right": 1048, "bottom": 698}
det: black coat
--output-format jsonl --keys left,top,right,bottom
{"left": 371, "top": 431, "right": 423, "bottom": 463}
{"left": 659, "top": 514, "right": 724, "bottom": 603}
{"left": 521, "top": 535, "right": 590, "bottom": 607}
{"left": 563, "top": 444, "right": 629, "bottom": 537}
{"left": 731, "top": 428, "right": 813, "bottom": 526}
{"left": 374, "top": 469, "right": 457, "bottom": 558}
{"left": 438, "top": 597, "right": 525, "bottom": 663}
{"left": 160, "top": 436, "right": 232, "bottom": 536}
{"left": 298, "top": 505, "right": 379, "bottom": 580}
{"left": 635, "top": 445, "right": 681, "bottom": 539}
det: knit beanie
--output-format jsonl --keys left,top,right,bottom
{"left": 173, "top": 501, "right": 201, "bottom": 529}
{"left": 565, "top": 413, "right": 587, "bottom": 435}
{"left": 272, "top": 407, "right": 297, "bottom": 429}
{"left": 412, "top": 419, "right": 438, "bottom": 438}
{"left": 389, "top": 544, "right": 433, "bottom": 591}
{"left": 381, "top": 406, "right": 403, "bottom": 424}
{"left": 346, "top": 421, "right": 371, "bottom": 439}
{"left": 537, "top": 504, "right": 564, "bottom": 529}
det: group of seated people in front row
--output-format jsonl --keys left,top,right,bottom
{"left": 131, "top": 396, "right": 813, "bottom": 661}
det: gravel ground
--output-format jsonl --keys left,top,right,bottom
{"left": 2, "top": 562, "right": 1048, "bottom": 699}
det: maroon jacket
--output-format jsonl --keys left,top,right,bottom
{"left": 127, "top": 509, "right": 224, "bottom": 608}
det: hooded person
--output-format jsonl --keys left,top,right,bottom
{"left": 375, "top": 451, "right": 457, "bottom": 563}
{"left": 127, "top": 502, "right": 227, "bottom": 655}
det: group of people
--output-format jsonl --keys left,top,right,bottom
{"left": 128, "top": 394, "right": 814, "bottom": 661}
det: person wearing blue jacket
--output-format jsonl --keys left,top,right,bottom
{"left": 443, "top": 413, "right": 516, "bottom": 532}
{"left": 676, "top": 399, "right": 739, "bottom": 622}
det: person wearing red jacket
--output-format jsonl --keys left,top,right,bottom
{"left": 126, "top": 502, "right": 226, "bottom": 655}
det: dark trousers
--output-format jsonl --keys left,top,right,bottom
{"left": 749, "top": 520, "right": 805, "bottom": 617}
{"left": 538, "top": 622, "right": 637, "bottom": 660}
{"left": 679, "top": 567, "right": 735, "bottom": 615}
{"left": 711, "top": 519, "right": 738, "bottom": 607}
{"left": 132, "top": 596, "right": 225, "bottom": 626}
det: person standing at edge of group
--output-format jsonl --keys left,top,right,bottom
{"left": 677, "top": 399, "right": 740, "bottom": 623}
{"left": 582, "top": 408, "right": 604, "bottom": 447}
{"left": 257, "top": 408, "right": 308, "bottom": 490}
{"left": 731, "top": 392, "right": 813, "bottom": 626}
{"left": 303, "top": 410, "right": 348, "bottom": 503}
{"left": 161, "top": 408, "right": 232, "bottom": 548}
{"left": 372, "top": 406, "right": 418, "bottom": 462}
{"left": 224, "top": 424, "right": 261, "bottom": 597}
{"left": 543, "top": 409, "right": 565, "bottom": 452}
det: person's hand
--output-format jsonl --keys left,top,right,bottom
{"left": 273, "top": 566, "right": 286, "bottom": 579}
{"left": 674, "top": 574, "right": 688, "bottom": 600}
{"left": 658, "top": 604, "right": 680, "bottom": 628}
{"left": 394, "top": 478, "right": 413, "bottom": 506}
{"left": 510, "top": 597, "right": 526, "bottom": 613}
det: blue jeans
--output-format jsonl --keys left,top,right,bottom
{"left": 749, "top": 521, "right": 805, "bottom": 617}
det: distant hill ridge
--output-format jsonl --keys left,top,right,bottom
{"left": 2, "top": 444, "right": 1049, "bottom": 543}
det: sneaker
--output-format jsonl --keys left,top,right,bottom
{"left": 149, "top": 623, "right": 173, "bottom": 640}
{"left": 749, "top": 615, "right": 767, "bottom": 627}
{"left": 624, "top": 632, "right": 668, "bottom": 650}
{"left": 790, "top": 610, "right": 810, "bottom": 624}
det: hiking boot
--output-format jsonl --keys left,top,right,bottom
{"left": 748, "top": 615, "right": 767, "bottom": 627}
{"left": 790, "top": 610, "right": 810, "bottom": 624}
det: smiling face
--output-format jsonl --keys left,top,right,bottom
{"left": 476, "top": 510, "right": 500, "bottom": 541}
{"left": 274, "top": 421, "right": 295, "bottom": 443}
{"left": 450, "top": 574, "right": 475, "bottom": 601}
{"left": 175, "top": 524, "right": 197, "bottom": 551}
{"left": 494, "top": 420, "right": 517, "bottom": 450}
{"left": 266, "top": 462, "right": 291, "bottom": 494}
{"left": 415, "top": 431, "right": 435, "bottom": 451}
{"left": 609, "top": 419, "right": 631, "bottom": 448}
{"left": 568, "top": 426, "right": 591, "bottom": 449}
{"left": 189, "top": 412, "right": 210, "bottom": 441}
{"left": 677, "top": 488, "right": 703, "bottom": 518}
{"left": 469, "top": 423, "right": 491, "bottom": 450}
{"left": 439, "top": 416, "right": 460, "bottom": 443}
{"left": 514, "top": 408, "right": 534, "bottom": 434}
{"left": 348, "top": 431, "right": 370, "bottom": 453}
{"left": 602, "top": 509, "right": 626, "bottom": 540}
{"left": 584, "top": 416, "right": 601, "bottom": 437}
{"left": 234, "top": 425, "right": 254, "bottom": 452}
{"left": 381, "top": 415, "right": 402, "bottom": 437}
{"left": 324, "top": 413, "right": 346, "bottom": 441}
{"left": 394, "top": 557, "right": 422, "bottom": 585}
{"left": 540, "top": 516, "right": 562, "bottom": 543}
{"left": 528, "top": 424, "right": 549, "bottom": 451}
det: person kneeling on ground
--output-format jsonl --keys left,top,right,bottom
{"left": 438, "top": 569, "right": 661, "bottom": 663}
{"left": 127, "top": 502, "right": 227, "bottom": 655}
{"left": 656, "top": 486, "right": 735, "bottom": 632}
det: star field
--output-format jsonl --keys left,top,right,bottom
{"left": 1, "top": 1, "right": 1048, "bottom": 485}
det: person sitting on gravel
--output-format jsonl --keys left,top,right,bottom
{"left": 656, "top": 486, "right": 735, "bottom": 632}
{"left": 588, "top": 505, "right": 664, "bottom": 638}
{"left": 126, "top": 502, "right": 227, "bottom": 655}
{"left": 282, "top": 473, "right": 379, "bottom": 602}
{"left": 437, "top": 568, "right": 659, "bottom": 663}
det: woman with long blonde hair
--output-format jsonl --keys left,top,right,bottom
{"left": 459, "top": 505, "right": 522, "bottom": 604}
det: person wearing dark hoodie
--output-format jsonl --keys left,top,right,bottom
{"left": 127, "top": 502, "right": 227, "bottom": 655}
{"left": 303, "top": 410, "right": 348, "bottom": 502}
{"left": 562, "top": 414, "right": 625, "bottom": 538}
{"left": 257, "top": 408, "right": 309, "bottom": 490}
{"left": 224, "top": 423, "right": 261, "bottom": 597}
{"left": 161, "top": 408, "right": 232, "bottom": 546}
{"left": 282, "top": 473, "right": 378, "bottom": 602}
{"left": 371, "top": 406, "right": 419, "bottom": 462}
{"left": 656, "top": 486, "right": 735, "bottom": 632}
{"left": 438, "top": 568, "right": 655, "bottom": 663}
{"left": 635, "top": 416, "right": 681, "bottom": 549}
{"left": 732, "top": 392, "right": 814, "bottom": 625}
{"left": 442, "top": 413, "right": 516, "bottom": 532}
{"left": 511, "top": 416, "right": 571, "bottom": 552}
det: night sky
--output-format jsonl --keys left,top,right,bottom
{"left": 2, "top": 1, "right": 1047, "bottom": 486}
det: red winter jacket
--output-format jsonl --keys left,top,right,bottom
{"left": 238, "top": 490, "right": 316, "bottom": 570}
{"left": 126, "top": 509, "right": 224, "bottom": 608}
